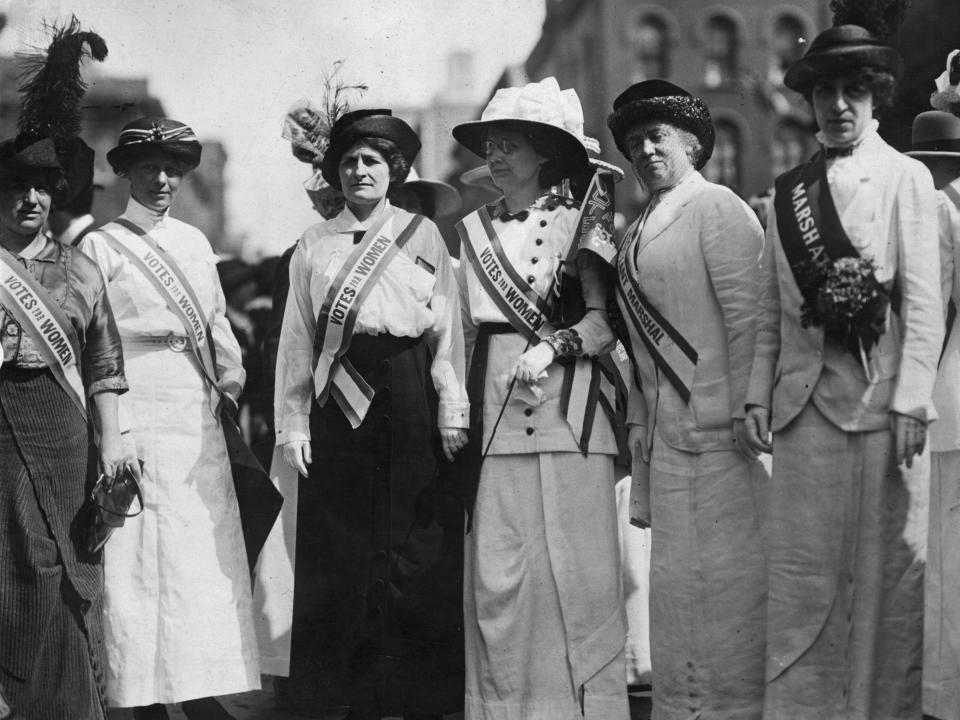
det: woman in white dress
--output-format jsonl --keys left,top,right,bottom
{"left": 80, "top": 118, "right": 260, "bottom": 720}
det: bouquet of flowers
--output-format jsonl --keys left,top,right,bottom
{"left": 797, "top": 255, "right": 890, "bottom": 358}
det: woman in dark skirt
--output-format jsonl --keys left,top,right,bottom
{"left": 0, "top": 137, "right": 134, "bottom": 718}
{"left": 273, "top": 109, "right": 469, "bottom": 719}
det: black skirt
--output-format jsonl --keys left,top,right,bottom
{"left": 277, "top": 333, "right": 464, "bottom": 718}
{"left": 0, "top": 367, "right": 105, "bottom": 719}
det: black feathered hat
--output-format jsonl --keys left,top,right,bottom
{"left": 784, "top": 0, "right": 908, "bottom": 93}
{"left": 107, "top": 117, "right": 202, "bottom": 173}
{"left": 606, "top": 80, "right": 715, "bottom": 169}
{"left": 0, "top": 16, "right": 108, "bottom": 208}
{"left": 320, "top": 109, "right": 420, "bottom": 190}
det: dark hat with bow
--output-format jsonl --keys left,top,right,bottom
{"left": 783, "top": 0, "right": 908, "bottom": 93}
{"left": 320, "top": 109, "right": 420, "bottom": 190}
{"left": 106, "top": 117, "right": 202, "bottom": 173}
{"left": 606, "top": 79, "right": 715, "bottom": 169}
{"left": 0, "top": 16, "right": 108, "bottom": 208}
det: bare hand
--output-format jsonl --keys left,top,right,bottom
{"left": 283, "top": 440, "right": 312, "bottom": 476}
{"left": 440, "top": 427, "right": 468, "bottom": 461}
{"left": 892, "top": 412, "right": 927, "bottom": 468}
{"left": 510, "top": 343, "right": 555, "bottom": 386}
{"left": 628, "top": 424, "right": 650, "bottom": 465}
{"left": 98, "top": 429, "right": 141, "bottom": 481}
{"left": 739, "top": 405, "right": 772, "bottom": 458}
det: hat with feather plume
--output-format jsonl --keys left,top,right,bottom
{"left": 0, "top": 16, "right": 108, "bottom": 208}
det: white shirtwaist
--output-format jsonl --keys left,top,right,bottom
{"left": 255, "top": 201, "right": 469, "bottom": 676}
{"left": 80, "top": 199, "right": 260, "bottom": 706}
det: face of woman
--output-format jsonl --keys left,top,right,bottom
{"left": 624, "top": 121, "right": 695, "bottom": 192}
{"left": 127, "top": 153, "right": 184, "bottom": 213}
{"left": 812, "top": 76, "right": 875, "bottom": 147}
{"left": 338, "top": 142, "right": 391, "bottom": 210}
{"left": 0, "top": 170, "right": 53, "bottom": 240}
{"left": 484, "top": 129, "right": 546, "bottom": 195}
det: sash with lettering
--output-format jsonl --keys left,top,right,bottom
{"left": 458, "top": 206, "right": 557, "bottom": 344}
{"left": 99, "top": 218, "right": 219, "bottom": 387}
{"left": 312, "top": 210, "right": 424, "bottom": 428}
{"left": 97, "top": 219, "right": 283, "bottom": 572}
{"left": 616, "top": 225, "right": 699, "bottom": 403}
{"left": 774, "top": 153, "right": 899, "bottom": 347}
{"left": 0, "top": 247, "right": 86, "bottom": 418}
{"left": 774, "top": 153, "right": 859, "bottom": 306}
{"left": 457, "top": 199, "right": 616, "bottom": 453}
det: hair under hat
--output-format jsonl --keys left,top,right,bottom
{"left": 319, "top": 109, "right": 421, "bottom": 190}
{"left": 606, "top": 79, "right": 715, "bottom": 169}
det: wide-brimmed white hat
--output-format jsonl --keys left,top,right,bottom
{"left": 453, "top": 77, "right": 589, "bottom": 178}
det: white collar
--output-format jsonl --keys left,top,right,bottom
{"left": 816, "top": 119, "right": 880, "bottom": 153}
{"left": 123, "top": 197, "right": 170, "bottom": 229}
{"left": 326, "top": 200, "right": 394, "bottom": 233}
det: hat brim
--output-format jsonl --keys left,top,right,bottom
{"left": 107, "top": 141, "right": 202, "bottom": 172}
{"left": 607, "top": 97, "right": 715, "bottom": 170}
{"left": 321, "top": 115, "right": 421, "bottom": 190}
{"left": 452, "top": 119, "right": 589, "bottom": 179}
{"left": 784, "top": 46, "right": 904, "bottom": 93}
{"left": 905, "top": 150, "right": 960, "bottom": 158}
{"left": 401, "top": 179, "right": 462, "bottom": 218}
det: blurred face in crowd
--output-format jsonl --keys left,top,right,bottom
{"left": 624, "top": 121, "right": 695, "bottom": 192}
{"left": 922, "top": 156, "right": 960, "bottom": 190}
{"left": 126, "top": 152, "right": 184, "bottom": 213}
{"left": 484, "top": 127, "right": 546, "bottom": 195}
{"left": 0, "top": 169, "right": 53, "bottom": 241}
{"left": 812, "top": 75, "right": 875, "bottom": 147}
{"left": 339, "top": 141, "right": 391, "bottom": 211}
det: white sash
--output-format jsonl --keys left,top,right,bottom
{"left": 0, "top": 249, "right": 86, "bottom": 418}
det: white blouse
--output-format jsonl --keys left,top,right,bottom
{"left": 80, "top": 198, "right": 245, "bottom": 390}
{"left": 274, "top": 202, "right": 469, "bottom": 444}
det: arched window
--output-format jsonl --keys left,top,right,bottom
{"left": 630, "top": 14, "right": 669, "bottom": 82}
{"left": 703, "top": 14, "right": 738, "bottom": 88}
{"left": 771, "top": 120, "right": 812, "bottom": 179}
{"left": 770, "top": 14, "right": 805, "bottom": 84}
{"left": 702, "top": 120, "right": 741, "bottom": 193}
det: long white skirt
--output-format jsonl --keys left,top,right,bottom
{"left": 464, "top": 452, "right": 628, "bottom": 720}
{"left": 103, "top": 346, "right": 260, "bottom": 706}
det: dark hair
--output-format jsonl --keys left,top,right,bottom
{"left": 61, "top": 181, "right": 93, "bottom": 216}
{"left": 353, "top": 137, "right": 411, "bottom": 189}
{"left": 805, "top": 67, "right": 898, "bottom": 114}
{"left": 111, "top": 146, "right": 195, "bottom": 176}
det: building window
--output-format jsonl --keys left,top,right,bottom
{"left": 630, "top": 14, "right": 669, "bottom": 82}
{"left": 703, "top": 14, "right": 738, "bottom": 88}
{"left": 771, "top": 120, "right": 812, "bottom": 179}
{"left": 770, "top": 14, "right": 805, "bottom": 84}
{"left": 702, "top": 120, "right": 741, "bottom": 192}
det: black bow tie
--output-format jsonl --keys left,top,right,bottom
{"left": 823, "top": 145, "right": 855, "bottom": 159}
{"left": 498, "top": 209, "right": 529, "bottom": 223}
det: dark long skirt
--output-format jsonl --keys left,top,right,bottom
{"left": 0, "top": 367, "right": 105, "bottom": 720}
{"left": 275, "top": 333, "right": 465, "bottom": 719}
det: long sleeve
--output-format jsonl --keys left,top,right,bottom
{"left": 746, "top": 197, "right": 783, "bottom": 411}
{"left": 274, "top": 239, "right": 316, "bottom": 445}
{"left": 891, "top": 165, "right": 943, "bottom": 420}
{"left": 567, "top": 251, "right": 616, "bottom": 357}
{"left": 421, "top": 225, "right": 469, "bottom": 429}
{"left": 210, "top": 261, "right": 246, "bottom": 393}
{"left": 697, "top": 192, "right": 766, "bottom": 419}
